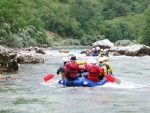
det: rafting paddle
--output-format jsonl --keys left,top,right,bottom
{"left": 105, "top": 75, "right": 121, "bottom": 84}
{"left": 44, "top": 74, "right": 54, "bottom": 82}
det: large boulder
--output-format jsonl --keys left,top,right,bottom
{"left": 35, "top": 47, "right": 46, "bottom": 54}
{"left": 0, "top": 46, "right": 10, "bottom": 62}
{"left": 109, "top": 44, "right": 150, "bottom": 56}
{"left": 109, "top": 46, "right": 129, "bottom": 55}
{"left": 80, "top": 50, "right": 87, "bottom": 54}
{"left": 125, "top": 44, "right": 150, "bottom": 56}
{"left": 92, "top": 39, "right": 114, "bottom": 49}
{"left": 16, "top": 55, "right": 44, "bottom": 64}
{"left": 113, "top": 52, "right": 121, "bottom": 56}
{"left": 0, "top": 46, "right": 19, "bottom": 72}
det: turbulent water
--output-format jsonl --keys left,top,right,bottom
{"left": 0, "top": 49, "right": 150, "bottom": 113}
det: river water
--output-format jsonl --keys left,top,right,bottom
{"left": 0, "top": 49, "right": 150, "bottom": 113}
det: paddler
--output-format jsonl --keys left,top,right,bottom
{"left": 102, "top": 56, "right": 113, "bottom": 75}
{"left": 57, "top": 57, "right": 69, "bottom": 78}
{"left": 84, "top": 59, "right": 104, "bottom": 82}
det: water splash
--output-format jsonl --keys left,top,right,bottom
{"left": 40, "top": 79, "right": 147, "bottom": 89}
{"left": 102, "top": 80, "right": 147, "bottom": 89}
{"left": 40, "top": 80, "right": 58, "bottom": 88}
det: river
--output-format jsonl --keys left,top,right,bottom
{"left": 0, "top": 48, "right": 150, "bottom": 113}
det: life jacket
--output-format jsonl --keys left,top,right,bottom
{"left": 102, "top": 62, "right": 112, "bottom": 74}
{"left": 93, "top": 49, "right": 97, "bottom": 53}
{"left": 88, "top": 65, "right": 100, "bottom": 82}
{"left": 86, "top": 50, "right": 91, "bottom": 55}
{"left": 99, "top": 65, "right": 107, "bottom": 75}
{"left": 76, "top": 60, "right": 85, "bottom": 65}
{"left": 65, "top": 61, "right": 79, "bottom": 79}
{"left": 102, "top": 63, "right": 109, "bottom": 70}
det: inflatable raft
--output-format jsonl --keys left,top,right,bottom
{"left": 58, "top": 77, "right": 108, "bottom": 87}
{"left": 59, "top": 50, "right": 69, "bottom": 53}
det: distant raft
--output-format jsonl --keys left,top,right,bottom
{"left": 59, "top": 50, "right": 69, "bottom": 53}
{"left": 58, "top": 77, "right": 108, "bottom": 87}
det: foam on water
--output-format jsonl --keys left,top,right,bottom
{"left": 40, "top": 80, "right": 58, "bottom": 88}
{"left": 102, "top": 80, "right": 147, "bottom": 89}
{"left": 40, "top": 79, "right": 147, "bottom": 89}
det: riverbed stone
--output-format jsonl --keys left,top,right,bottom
{"left": 0, "top": 74, "right": 6, "bottom": 80}
{"left": 113, "top": 52, "right": 121, "bottom": 56}
{"left": 108, "top": 44, "right": 150, "bottom": 56}
{"left": 16, "top": 55, "right": 44, "bottom": 64}
{"left": 125, "top": 44, "right": 150, "bottom": 56}
{"left": 92, "top": 39, "right": 114, "bottom": 49}
{"left": 0, "top": 46, "right": 19, "bottom": 72}
{"left": 35, "top": 47, "right": 46, "bottom": 54}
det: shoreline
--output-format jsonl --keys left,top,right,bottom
{"left": 51, "top": 45, "right": 92, "bottom": 49}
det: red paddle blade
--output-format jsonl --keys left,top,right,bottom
{"left": 114, "top": 79, "right": 121, "bottom": 84}
{"left": 105, "top": 75, "right": 115, "bottom": 83}
{"left": 44, "top": 74, "right": 54, "bottom": 82}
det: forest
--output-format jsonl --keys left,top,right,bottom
{"left": 0, "top": 0, "right": 150, "bottom": 47}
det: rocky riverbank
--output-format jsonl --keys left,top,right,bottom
{"left": 92, "top": 39, "right": 150, "bottom": 56}
{"left": 0, "top": 46, "right": 48, "bottom": 75}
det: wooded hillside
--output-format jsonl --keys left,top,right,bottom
{"left": 0, "top": 0, "right": 150, "bottom": 47}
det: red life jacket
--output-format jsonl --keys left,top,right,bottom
{"left": 88, "top": 65, "right": 100, "bottom": 82}
{"left": 65, "top": 61, "right": 78, "bottom": 79}
{"left": 86, "top": 50, "right": 91, "bottom": 55}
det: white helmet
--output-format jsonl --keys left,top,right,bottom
{"left": 101, "top": 49, "right": 104, "bottom": 52}
{"left": 99, "top": 58, "right": 104, "bottom": 62}
{"left": 62, "top": 57, "right": 69, "bottom": 62}
{"left": 90, "top": 59, "right": 97, "bottom": 64}
{"left": 96, "top": 46, "right": 100, "bottom": 50}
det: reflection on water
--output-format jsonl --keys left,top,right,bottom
{"left": 0, "top": 49, "right": 150, "bottom": 113}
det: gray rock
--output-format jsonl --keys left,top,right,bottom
{"left": 35, "top": 48, "right": 46, "bottom": 54}
{"left": 0, "top": 45, "right": 19, "bottom": 72}
{"left": 93, "top": 39, "right": 114, "bottom": 49}
{"left": 109, "top": 44, "right": 150, "bottom": 56}
{"left": 16, "top": 55, "right": 44, "bottom": 64}
{"left": 113, "top": 52, "right": 121, "bottom": 56}
{"left": 125, "top": 44, "right": 150, "bottom": 56}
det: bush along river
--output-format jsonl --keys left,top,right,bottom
{"left": 0, "top": 48, "right": 150, "bottom": 113}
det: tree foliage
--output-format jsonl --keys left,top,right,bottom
{"left": 139, "top": 6, "right": 150, "bottom": 46}
{"left": 0, "top": 0, "right": 150, "bottom": 47}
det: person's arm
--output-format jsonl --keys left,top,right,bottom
{"left": 64, "top": 62, "right": 69, "bottom": 77}
{"left": 57, "top": 67, "right": 62, "bottom": 75}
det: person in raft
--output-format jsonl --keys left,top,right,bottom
{"left": 102, "top": 56, "right": 113, "bottom": 75}
{"left": 98, "top": 49, "right": 109, "bottom": 58}
{"left": 84, "top": 59, "right": 104, "bottom": 82}
{"left": 98, "top": 57, "right": 108, "bottom": 80}
{"left": 96, "top": 46, "right": 101, "bottom": 54}
{"left": 57, "top": 57, "right": 69, "bottom": 78}
{"left": 64, "top": 55, "right": 84, "bottom": 80}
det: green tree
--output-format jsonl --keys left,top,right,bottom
{"left": 139, "top": 7, "right": 150, "bottom": 46}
